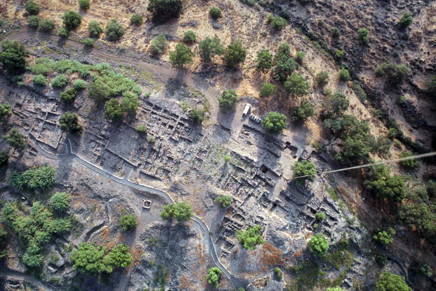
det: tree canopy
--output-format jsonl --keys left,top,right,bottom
{"left": 308, "top": 233, "right": 329, "bottom": 256}
{"left": 59, "top": 112, "right": 82, "bottom": 133}
{"left": 199, "top": 36, "right": 223, "bottom": 61}
{"left": 292, "top": 160, "right": 316, "bottom": 183}
{"left": 218, "top": 89, "right": 238, "bottom": 111}
{"left": 160, "top": 202, "right": 193, "bottom": 221}
{"left": 147, "top": 0, "right": 183, "bottom": 23}
{"left": 375, "top": 271, "right": 411, "bottom": 291}
{"left": 10, "top": 165, "right": 56, "bottom": 190}
{"left": 216, "top": 195, "right": 232, "bottom": 208}
{"left": 0, "top": 40, "right": 28, "bottom": 74}
{"left": 105, "top": 19, "right": 124, "bottom": 41}
{"left": 51, "top": 192, "right": 71, "bottom": 212}
{"left": 256, "top": 49, "right": 273, "bottom": 73}
{"left": 236, "top": 225, "right": 264, "bottom": 250}
{"left": 285, "top": 72, "right": 309, "bottom": 97}
{"left": 262, "top": 112, "right": 287, "bottom": 134}
{"left": 363, "top": 165, "right": 405, "bottom": 202}
{"left": 62, "top": 11, "right": 82, "bottom": 30}
{"left": 120, "top": 214, "right": 137, "bottom": 231}
{"left": 223, "top": 40, "right": 246, "bottom": 67}
{"left": 169, "top": 43, "right": 194, "bottom": 68}
{"left": 206, "top": 267, "right": 222, "bottom": 288}
{"left": 5, "top": 128, "right": 26, "bottom": 151}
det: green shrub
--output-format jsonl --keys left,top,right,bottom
{"left": 223, "top": 40, "right": 246, "bottom": 67}
{"left": 51, "top": 192, "right": 71, "bottom": 212}
{"left": 189, "top": 106, "right": 202, "bottom": 121}
{"left": 316, "top": 212, "right": 326, "bottom": 221}
{"left": 363, "top": 165, "right": 405, "bottom": 202}
{"left": 83, "top": 38, "right": 94, "bottom": 47}
{"left": 236, "top": 225, "right": 264, "bottom": 250}
{"left": 357, "top": 28, "right": 369, "bottom": 45}
{"left": 33, "top": 74, "right": 47, "bottom": 86}
{"left": 295, "top": 51, "right": 305, "bottom": 65}
{"left": 88, "top": 80, "right": 109, "bottom": 103}
{"left": 292, "top": 160, "right": 316, "bottom": 183}
{"left": 0, "top": 151, "right": 8, "bottom": 167}
{"left": 170, "top": 43, "right": 194, "bottom": 68}
{"left": 79, "top": 0, "right": 90, "bottom": 10}
{"left": 149, "top": 34, "right": 167, "bottom": 56}
{"left": 28, "top": 15, "right": 41, "bottom": 28}
{"left": 339, "top": 68, "right": 350, "bottom": 81}
{"left": 293, "top": 99, "right": 315, "bottom": 123}
{"left": 60, "top": 111, "right": 82, "bottom": 133}
{"left": 25, "top": 0, "right": 40, "bottom": 15}
{"left": 60, "top": 88, "right": 77, "bottom": 103}
{"left": 399, "top": 151, "right": 416, "bottom": 169}
{"left": 262, "top": 111, "right": 287, "bottom": 134}
{"left": 58, "top": 27, "right": 69, "bottom": 38}
{"left": 121, "top": 92, "right": 140, "bottom": 116}
{"left": 206, "top": 267, "right": 222, "bottom": 288}
{"left": 308, "top": 233, "right": 329, "bottom": 256}
{"left": 0, "top": 102, "right": 11, "bottom": 123}
{"left": 160, "top": 202, "right": 193, "bottom": 221}
{"left": 88, "top": 20, "right": 103, "bottom": 37}
{"left": 256, "top": 49, "right": 273, "bottom": 73}
{"left": 132, "top": 85, "right": 142, "bottom": 95}
{"left": 426, "top": 76, "right": 436, "bottom": 97}
{"left": 199, "top": 36, "right": 223, "bottom": 61}
{"left": 183, "top": 30, "right": 196, "bottom": 43}
{"left": 373, "top": 227, "right": 395, "bottom": 245}
{"left": 285, "top": 72, "right": 309, "bottom": 97}
{"left": 73, "top": 79, "right": 87, "bottom": 90}
{"left": 260, "top": 82, "right": 276, "bottom": 97}
{"left": 398, "top": 12, "right": 413, "bottom": 30}
{"left": 375, "top": 271, "right": 411, "bottom": 291}
{"left": 331, "top": 27, "right": 340, "bottom": 38}
{"left": 215, "top": 195, "right": 232, "bottom": 208}
{"left": 209, "top": 6, "right": 222, "bottom": 19}
{"left": 335, "top": 50, "right": 345, "bottom": 59}
{"left": 136, "top": 125, "right": 147, "bottom": 135}
{"left": 105, "top": 19, "right": 124, "bottom": 41}
{"left": 147, "top": 0, "right": 183, "bottom": 23}
{"left": 120, "top": 214, "right": 137, "bottom": 231}
{"left": 315, "top": 71, "right": 329, "bottom": 87}
{"left": 62, "top": 11, "right": 82, "bottom": 30}
{"left": 10, "top": 165, "right": 56, "bottom": 190}
{"left": 39, "top": 19, "right": 55, "bottom": 32}
{"left": 52, "top": 74, "right": 68, "bottom": 88}
{"left": 267, "top": 14, "right": 287, "bottom": 31}
{"left": 109, "top": 244, "right": 133, "bottom": 268}
{"left": 374, "top": 62, "right": 409, "bottom": 85}
{"left": 0, "top": 41, "right": 28, "bottom": 75}
{"left": 70, "top": 242, "right": 113, "bottom": 274}
{"left": 104, "top": 99, "right": 124, "bottom": 122}
{"left": 130, "top": 14, "right": 143, "bottom": 25}
{"left": 218, "top": 89, "right": 238, "bottom": 110}
{"left": 5, "top": 128, "right": 26, "bottom": 151}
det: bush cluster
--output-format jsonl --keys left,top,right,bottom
{"left": 51, "top": 192, "right": 71, "bottom": 212}
{"left": 0, "top": 103, "right": 11, "bottom": 123}
{"left": 52, "top": 74, "right": 69, "bottom": 88}
{"left": 183, "top": 30, "right": 196, "bottom": 43}
{"left": 28, "top": 15, "right": 40, "bottom": 28}
{"left": 267, "top": 14, "right": 287, "bottom": 31}
{"left": 215, "top": 195, "right": 232, "bottom": 208}
{"left": 209, "top": 6, "right": 222, "bottom": 19}
{"left": 188, "top": 108, "right": 205, "bottom": 124}
{"left": 398, "top": 12, "right": 413, "bottom": 30}
{"left": 58, "top": 27, "right": 69, "bottom": 38}
{"left": 39, "top": 19, "right": 55, "bottom": 32}
{"left": 105, "top": 19, "right": 124, "bottom": 41}
{"left": 272, "top": 43, "right": 296, "bottom": 82}
{"left": 83, "top": 38, "right": 94, "bottom": 47}
{"left": 256, "top": 49, "right": 273, "bottom": 73}
{"left": 170, "top": 43, "right": 195, "bottom": 68}
{"left": 147, "top": 0, "right": 182, "bottom": 23}
{"left": 260, "top": 82, "right": 276, "bottom": 97}
{"left": 60, "top": 88, "right": 77, "bottom": 103}
{"left": 79, "top": 0, "right": 90, "bottom": 10}
{"left": 130, "top": 14, "right": 143, "bottom": 26}
{"left": 339, "top": 68, "right": 350, "bottom": 81}
{"left": 357, "top": 28, "right": 369, "bottom": 45}
{"left": 33, "top": 74, "right": 47, "bottom": 86}
{"left": 374, "top": 62, "right": 409, "bottom": 85}
{"left": 206, "top": 267, "right": 222, "bottom": 288}
{"left": 236, "top": 225, "right": 264, "bottom": 250}
{"left": 262, "top": 112, "right": 287, "bottom": 134}
{"left": 292, "top": 160, "right": 316, "bottom": 183}
{"left": 315, "top": 71, "right": 329, "bottom": 87}
{"left": 363, "top": 165, "right": 405, "bottom": 202}
{"left": 62, "top": 11, "right": 82, "bottom": 30}
{"left": 60, "top": 111, "right": 82, "bottom": 133}
{"left": 120, "top": 214, "right": 137, "bottom": 231}
{"left": 5, "top": 128, "right": 26, "bottom": 151}
{"left": 218, "top": 89, "right": 238, "bottom": 111}
{"left": 73, "top": 79, "right": 87, "bottom": 90}
{"left": 199, "top": 36, "right": 223, "bottom": 61}
{"left": 25, "top": 0, "right": 40, "bottom": 15}
{"left": 1, "top": 202, "right": 72, "bottom": 267}
{"left": 285, "top": 72, "right": 309, "bottom": 97}
{"left": 223, "top": 40, "right": 246, "bottom": 67}
{"left": 0, "top": 40, "right": 28, "bottom": 75}
{"left": 150, "top": 34, "right": 167, "bottom": 56}
{"left": 373, "top": 227, "right": 396, "bottom": 245}
{"left": 10, "top": 165, "right": 56, "bottom": 190}
{"left": 308, "top": 233, "right": 329, "bottom": 256}
{"left": 293, "top": 99, "right": 315, "bottom": 123}
{"left": 88, "top": 20, "right": 103, "bottom": 37}
{"left": 160, "top": 202, "right": 193, "bottom": 221}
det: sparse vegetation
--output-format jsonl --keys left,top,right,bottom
{"left": 136, "top": 125, "right": 147, "bottom": 135}
{"left": 399, "top": 151, "right": 416, "bottom": 169}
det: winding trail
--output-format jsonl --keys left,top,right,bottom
{"left": 34, "top": 139, "right": 248, "bottom": 290}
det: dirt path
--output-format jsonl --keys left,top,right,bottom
{"left": 7, "top": 29, "right": 221, "bottom": 126}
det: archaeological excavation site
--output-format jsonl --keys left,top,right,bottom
{"left": 0, "top": 0, "right": 436, "bottom": 290}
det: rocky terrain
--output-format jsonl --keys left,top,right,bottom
{"left": 0, "top": 0, "right": 436, "bottom": 290}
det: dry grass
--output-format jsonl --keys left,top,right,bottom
{"left": 259, "top": 242, "right": 284, "bottom": 271}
